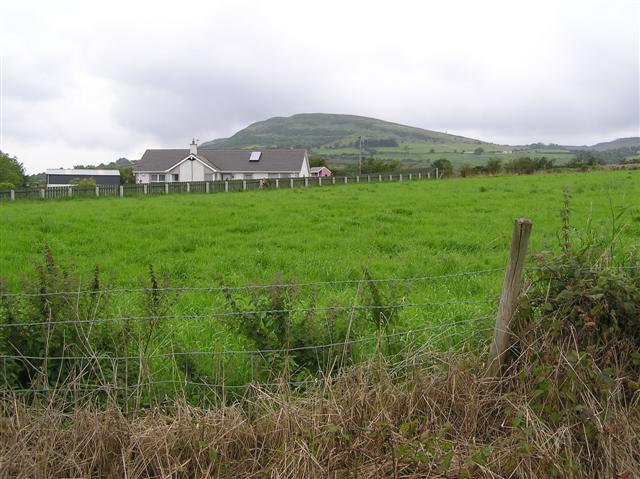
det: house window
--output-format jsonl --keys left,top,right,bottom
{"left": 172, "top": 174, "right": 179, "bottom": 182}
{"left": 151, "top": 174, "right": 166, "bottom": 182}
{"left": 244, "top": 173, "right": 253, "bottom": 179}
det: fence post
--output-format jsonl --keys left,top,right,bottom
{"left": 40, "top": 188, "right": 45, "bottom": 199}
{"left": 389, "top": 174, "right": 393, "bottom": 181}
{"left": 10, "top": 190, "right": 15, "bottom": 201}
{"left": 332, "top": 176, "right": 336, "bottom": 185}
{"left": 205, "top": 182, "right": 210, "bottom": 193}
{"left": 119, "top": 185, "right": 124, "bottom": 197}
{"left": 356, "top": 175, "right": 360, "bottom": 183}
{"left": 143, "top": 184, "right": 148, "bottom": 195}
{"left": 379, "top": 174, "right": 382, "bottom": 182}
{"left": 68, "top": 186, "right": 73, "bottom": 198}
{"left": 435, "top": 167, "right": 439, "bottom": 179}
{"left": 186, "top": 182, "right": 190, "bottom": 193}
{"left": 165, "top": 183, "right": 169, "bottom": 194}
{"left": 486, "top": 218, "right": 533, "bottom": 377}
{"left": 290, "top": 178, "right": 294, "bottom": 188}
{"left": 368, "top": 175, "right": 371, "bottom": 182}
{"left": 304, "top": 177, "right": 308, "bottom": 187}
{"left": 418, "top": 172, "right": 422, "bottom": 180}
{"left": 428, "top": 172, "right": 431, "bottom": 179}
{"left": 318, "top": 177, "right": 322, "bottom": 186}
{"left": 225, "top": 180, "right": 229, "bottom": 192}
{"left": 409, "top": 173, "right": 412, "bottom": 181}
{"left": 344, "top": 177, "right": 348, "bottom": 184}
{"left": 95, "top": 186, "right": 99, "bottom": 197}
{"left": 275, "top": 178, "right": 279, "bottom": 189}
{"left": 399, "top": 174, "right": 403, "bottom": 182}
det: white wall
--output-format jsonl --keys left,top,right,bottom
{"left": 135, "top": 173, "right": 150, "bottom": 183}
{"left": 299, "top": 153, "right": 310, "bottom": 177}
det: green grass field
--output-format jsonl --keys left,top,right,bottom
{"left": 2, "top": 170, "right": 638, "bottom": 289}
{"left": 1, "top": 170, "right": 638, "bottom": 389}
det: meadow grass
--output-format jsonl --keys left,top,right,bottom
{"left": 0, "top": 170, "right": 638, "bottom": 389}
{"left": 1, "top": 170, "right": 638, "bottom": 290}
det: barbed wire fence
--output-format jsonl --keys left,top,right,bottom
{"left": 0, "top": 265, "right": 504, "bottom": 407}
{"left": 1, "top": 216, "right": 637, "bottom": 409}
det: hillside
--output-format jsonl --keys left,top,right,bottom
{"left": 200, "top": 113, "right": 510, "bottom": 166}
{"left": 201, "top": 113, "right": 495, "bottom": 149}
{"left": 589, "top": 137, "right": 640, "bottom": 151}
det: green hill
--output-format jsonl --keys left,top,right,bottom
{"left": 200, "top": 113, "right": 508, "bottom": 166}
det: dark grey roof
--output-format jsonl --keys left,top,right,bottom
{"left": 134, "top": 148, "right": 307, "bottom": 173}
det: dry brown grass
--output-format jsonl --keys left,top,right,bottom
{"left": 2, "top": 339, "right": 638, "bottom": 479}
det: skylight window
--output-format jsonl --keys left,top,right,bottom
{"left": 249, "top": 151, "right": 262, "bottom": 162}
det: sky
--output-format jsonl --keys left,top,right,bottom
{"left": 1, "top": 0, "right": 638, "bottom": 174}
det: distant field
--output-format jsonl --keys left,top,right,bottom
{"left": 316, "top": 143, "right": 577, "bottom": 167}
{"left": 1, "top": 170, "right": 638, "bottom": 387}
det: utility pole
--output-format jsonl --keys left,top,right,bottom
{"left": 358, "top": 135, "right": 364, "bottom": 175}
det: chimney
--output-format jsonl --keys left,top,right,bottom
{"left": 190, "top": 138, "right": 198, "bottom": 155}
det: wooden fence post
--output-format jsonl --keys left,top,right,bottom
{"left": 304, "top": 177, "right": 309, "bottom": 187}
{"left": 275, "top": 178, "right": 279, "bottom": 188}
{"left": 486, "top": 218, "right": 533, "bottom": 377}
{"left": 344, "top": 177, "right": 348, "bottom": 184}
{"left": 205, "top": 182, "right": 210, "bottom": 193}
{"left": 399, "top": 174, "right": 403, "bottom": 182}
{"left": 356, "top": 176, "right": 360, "bottom": 183}
{"left": 389, "top": 174, "right": 393, "bottom": 181}
{"left": 165, "top": 183, "right": 169, "bottom": 194}
{"left": 40, "top": 188, "right": 45, "bottom": 199}
{"left": 143, "top": 184, "right": 148, "bottom": 195}
{"left": 290, "top": 178, "right": 294, "bottom": 188}
{"left": 379, "top": 174, "right": 382, "bottom": 182}
{"left": 435, "top": 167, "right": 439, "bottom": 179}
{"left": 332, "top": 176, "right": 336, "bottom": 185}
{"left": 10, "top": 190, "right": 15, "bottom": 201}
{"left": 68, "top": 186, "right": 73, "bottom": 198}
{"left": 95, "top": 186, "right": 99, "bottom": 197}
{"left": 119, "top": 185, "right": 124, "bottom": 197}
{"left": 318, "top": 177, "right": 322, "bottom": 186}
{"left": 225, "top": 180, "right": 229, "bottom": 192}
{"left": 186, "top": 182, "right": 190, "bottom": 193}
{"left": 418, "top": 173, "right": 422, "bottom": 180}
{"left": 428, "top": 172, "right": 431, "bottom": 179}
{"left": 368, "top": 175, "right": 371, "bottom": 182}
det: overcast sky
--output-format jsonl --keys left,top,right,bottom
{"left": 1, "top": 0, "right": 638, "bottom": 173}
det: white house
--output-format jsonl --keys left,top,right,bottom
{"left": 133, "top": 141, "right": 310, "bottom": 183}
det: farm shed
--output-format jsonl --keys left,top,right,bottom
{"left": 310, "top": 166, "right": 332, "bottom": 177}
{"left": 46, "top": 169, "right": 121, "bottom": 187}
{"left": 134, "top": 141, "right": 310, "bottom": 183}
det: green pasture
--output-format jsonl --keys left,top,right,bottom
{"left": 1, "top": 170, "right": 638, "bottom": 391}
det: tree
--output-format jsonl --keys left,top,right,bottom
{"left": 433, "top": 159, "right": 453, "bottom": 177}
{"left": 360, "top": 157, "right": 399, "bottom": 174}
{"left": 486, "top": 158, "right": 502, "bottom": 175}
{"left": 308, "top": 156, "right": 327, "bottom": 168}
{"left": 474, "top": 147, "right": 484, "bottom": 155}
{"left": 119, "top": 166, "right": 135, "bottom": 184}
{"left": 0, "top": 151, "right": 26, "bottom": 188}
{"left": 568, "top": 151, "right": 605, "bottom": 168}
{"left": 458, "top": 164, "right": 473, "bottom": 177}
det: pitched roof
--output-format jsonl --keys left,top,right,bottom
{"left": 135, "top": 149, "right": 307, "bottom": 173}
{"left": 46, "top": 169, "right": 121, "bottom": 176}
{"left": 309, "top": 166, "right": 330, "bottom": 173}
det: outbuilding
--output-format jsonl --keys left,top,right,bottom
{"left": 46, "top": 169, "right": 121, "bottom": 187}
{"left": 310, "top": 166, "right": 332, "bottom": 177}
